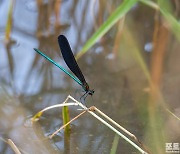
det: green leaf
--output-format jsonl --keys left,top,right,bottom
{"left": 62, "top": 106, "right": 71, "bottom": 133}
{"left": 76, "top": 0, "right": 138, "bottom": 59}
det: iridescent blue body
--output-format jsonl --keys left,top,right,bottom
{"left": 34, "top": 35, "right": 94, "bottom": 98}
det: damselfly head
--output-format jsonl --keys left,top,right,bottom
{"left": 83, "top": 82, "right": 94, "bottom": 95}
{"left": 88, "top": 89, "right": 95, "bottom": 95}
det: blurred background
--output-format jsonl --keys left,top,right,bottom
{"left": 0, "top": 0, "right": 180, "bottom": 153}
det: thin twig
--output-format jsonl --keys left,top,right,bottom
{"left": 7, "top": 139, "right": 21, "bottom": 154}
{"left": 67, "top": 96, "right": 147, "bottom": 153}
{"left": 94, "top": 106, "right": 135, "bottom": 137}
{"left": 89, "top": 106, "right": 150, "bottom": 153}
{"left": 49, "top": 110, "right": 87, "bottom": 139}
{"left": 32, "top": 102, "right": 78, "bottom": 121}
{"left": 85, "top": 107, "right": 147, "bottom": 154}
{"left": 32, "top": 95, "right": 148, "bottom": 154}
